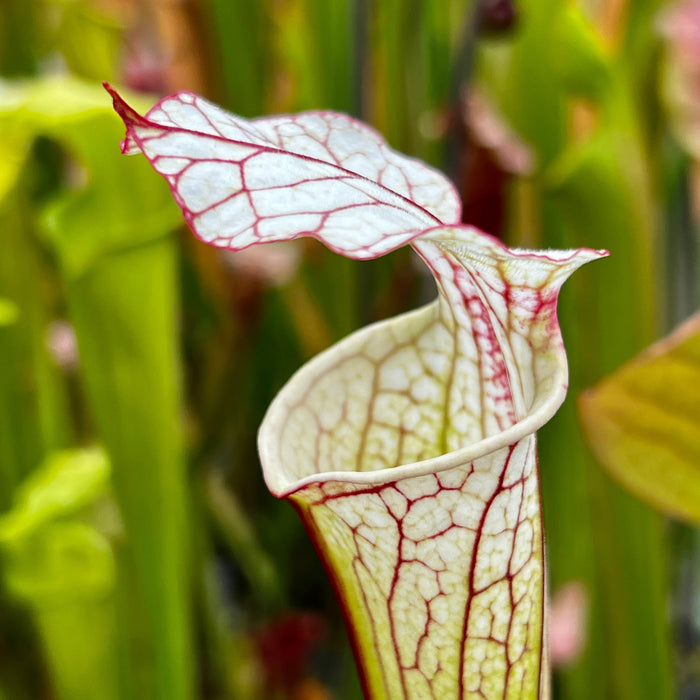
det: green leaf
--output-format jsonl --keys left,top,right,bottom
{"left": 0, "top": 85, "right": 31, "bottom": 206}
{"left": 62, "top": 233, "right": 194, "bottom": 700}
{"left": 0, "top": 76, "right": 195, "bottom": 700}
{"left": 0, "top": 447, "right": 109, "bottom": 543}
{"left": 0, "top": 449, "right": 119, "bottom": 700}
{"left": 1, "top": 519, "right": 119, "bottom": 700}
{"left": 0, "top": 90, "right": 73, "bottom": 503}
{"left": 553, "top": 4, "right": 613, "bottom": 102}
{"left": 0, "top": 298, "right": 19, "bottom": 326}
{"left": 2, "top": 521, "right": 114, "bottom": 603}
{"left": 53, "top": 1, "right": 122, "bottom": 82}
{"left": 0, "top": 76, "right": 182, "bottom": 277}
{"left": 580, "top": 312, "right": 700, "bottom": 524}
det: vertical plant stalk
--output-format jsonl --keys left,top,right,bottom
{"left": 107, "top": 85, "right": 604, "bottom": 697}
{"left": 7, "top": 79, "right": 196, "bottom": 700}
{"left": 0, "top": 448, "right": 117, "bottom": 700}
{"left": 64, "top": 240, "right": 192, "bottom": 700}
{"left": 0, "top": 169, "right": 71, "bottom": 506}
{"left": 478, "top": 3, "right": 673, "bottom": 697}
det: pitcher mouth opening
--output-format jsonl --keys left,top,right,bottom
{"left": 257, "top": 300, "right": 569, "bottom": 499}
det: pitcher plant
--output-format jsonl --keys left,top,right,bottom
{"left": 106, "top": 84, "right": 605, "bottom": 699}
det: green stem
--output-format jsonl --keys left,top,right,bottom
{"left": 65, "top": 238, "right": 195, "bottom": 700}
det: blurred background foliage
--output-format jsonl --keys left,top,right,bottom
{"left": 0, "top": 0, "right": 698, "bottom": 698}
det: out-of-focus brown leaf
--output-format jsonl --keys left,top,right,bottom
{"left": 452, "top": 90, "right": 535, "bottom": 238}
{"left": 256, "top": 612, "right": 328, "bottom": 694}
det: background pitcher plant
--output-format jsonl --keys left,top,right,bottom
{"left": 107, "top": 85, "right": 605, "bottom": 698}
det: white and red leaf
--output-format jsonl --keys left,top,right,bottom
{"left": 105, "top": 84, "right": 460, "bottom": 259}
